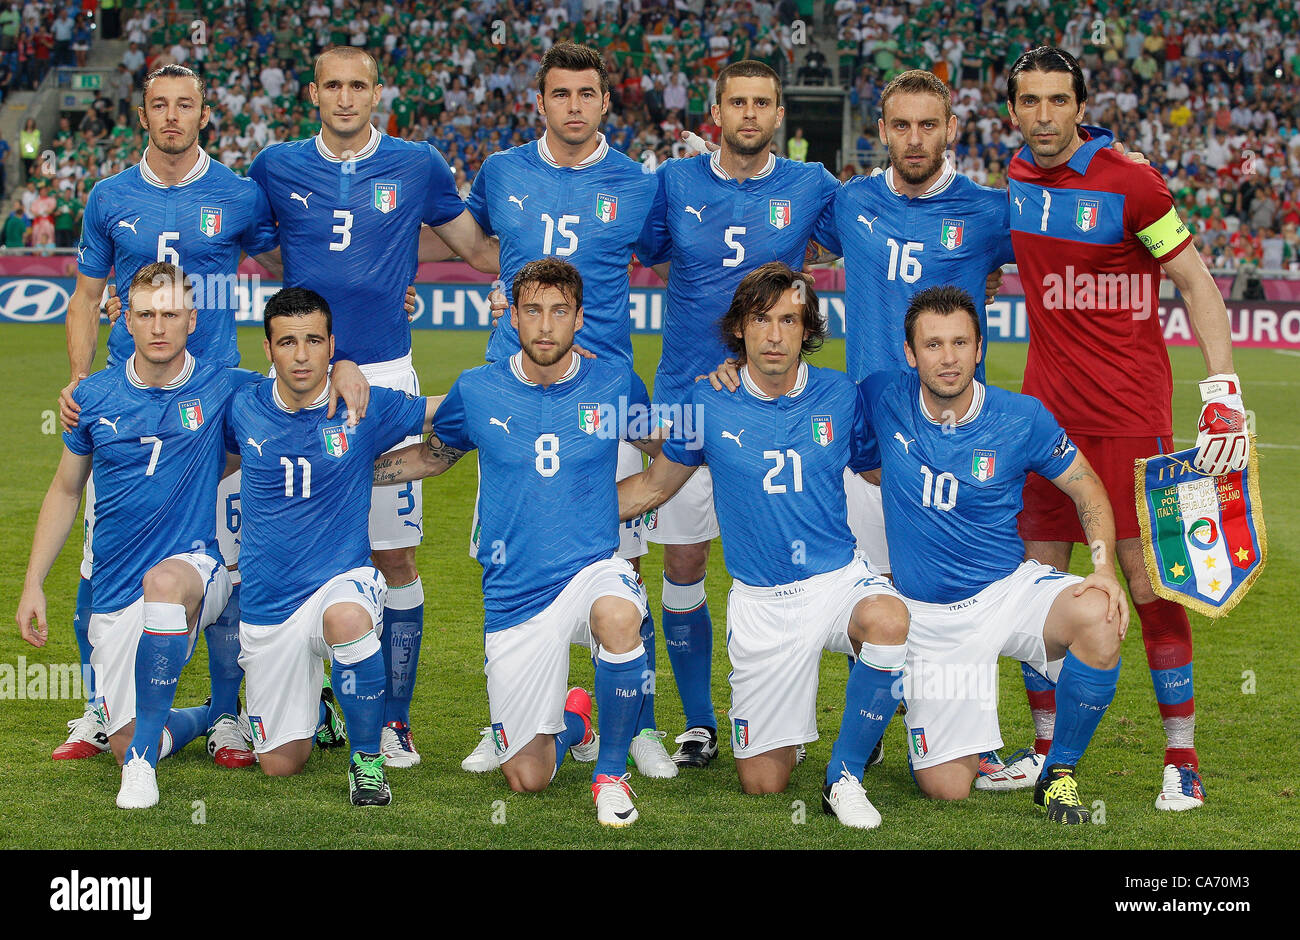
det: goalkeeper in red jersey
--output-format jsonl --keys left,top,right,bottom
{"left": 990, "top": 46, "right": 1248, "bottom": 812}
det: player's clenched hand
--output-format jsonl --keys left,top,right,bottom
{"left": 329, "top": 360, "right": 370, "bottom": 426}
{"left": 16, "top": 586, "right": 49, "bottom": 647}
{"left": 404, "top": 284, "right": 417, "bottom": 322}
{"left": 1074, "top": 570, "right": 1129, "bottom": 639}
{"left": 703, "top": 358, "right": 740, "bottom": 391}
{"left": 985, "top": 268, "right": 1003, "bottom": 304}
{"left": 489, "top": 288, "right": 507, "bottom": 329}
{"left": 1110, "top": 140, "right": 1151, "bottom": 167}
{"left": 104, "top": 284, "right": 121, "bottom": 325}
{"left": 1194, "top": 373, "right": 1249, "bottom": 475}
{"left": 59, "top": 374, "right": 85, "bottom": 431}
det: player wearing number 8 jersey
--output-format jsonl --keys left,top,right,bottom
{"left": 1005, "top": 48, "right": 1246, "bottom": 809}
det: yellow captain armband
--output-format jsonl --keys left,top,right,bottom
{"left": 1136, "top": 206, "right": 1189, "bottom": 260}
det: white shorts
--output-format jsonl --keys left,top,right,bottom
{"left": 217, "top": 470, "right": 241, "bottom": 581}
{"left": 80, "top": 474, "right": 95, "bottom": 579}
{"left": 239, "top": 566, "right": 387, "bottom": 753}
{"left": 844, "top": 469, "right": 890, "bottom": 574}
{"left": 645, "top": 462, "right": 719, "bottom": 545}
{"left": 725, "top": 555, "right": 902, "bottom": 758}
{"left": 484, "top": 557, "right": 647, "bottom": 764}
{"left": 362, "top": 354, "right": 424, "bottom": 551}
{"left": 902, "top": 560, "right": 1082, "bottom": 771}
{"left": 87, "top": 553, "right": 231, "bottom": 736}
{"left": 469, "top": 441, "right": 648, "bottom": 561}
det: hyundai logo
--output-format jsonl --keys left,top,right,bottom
{"left": 0, "top": 279, "right": 69, "bottom": 322}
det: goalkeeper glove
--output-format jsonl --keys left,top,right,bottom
{"left": 1193, "top": 373, "right": 1249, "bottom": 476}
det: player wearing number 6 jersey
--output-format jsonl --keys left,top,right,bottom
{"left": 861, "top": 286, "right": 1127, "bottom": 823}
{"left": 1004, "top": 48, "right": 1246, "bottom": 809}
{"left": 618, "top": 263, "right": 911, "bottom": 829}
{"left": 247, "top": 46, "right": 499, "bottom": 771}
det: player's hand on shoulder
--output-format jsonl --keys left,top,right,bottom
{"left": 680, "top": 130, "right": 718, "bottom": 156}
{"left": 573, "top": 342, "right": 596, "bottom": 360}
{"left": 1110, "top": 139, "right": 1151, "bottom": 167}
{"left": 1073, "top": 568, "right": 1129, "bottom": 639}
{"left": 59, "top": 374, "right": 85, "bottom": 431}
{"left": 329, "top": 360, "right": 370, "bottom": 426}
{"left": 702, "top": 358, "right": 740, "bottom": 392}
{"left": 104, "top": 284, "right": 120, "bottom": 325}
{"left": 16, "top": 586, "right": 48, "bottom": 647}
{"left": 489, "top": 286, "right": 506, "bottom": 329}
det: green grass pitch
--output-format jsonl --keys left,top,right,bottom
{"left": 1, "top": 324, "right": 1294, "bottom": 849}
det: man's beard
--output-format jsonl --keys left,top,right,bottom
{"left": 524, "top": 337, "right": 574, "bottom": 367}
{"left": 892, "top": 147, "right": 945, "bottom": 185}
{"left": 723, "top": 125, "right": 774, "bottom": 157}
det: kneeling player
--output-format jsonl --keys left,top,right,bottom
{"left": 861, "top": 286, "right": 1127, "bottom": 823}
{"left": 225, "top": 288, "right": 441, "bottom": 807}
{"left": 619, "top": 263, "right": 910, "bottom": 828}
{"left": 381, "top": 260, "right": 654, "bottom": 826}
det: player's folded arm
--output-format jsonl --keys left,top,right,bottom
{"left": 618, "top": 452, "right": 697, "bottom": 521}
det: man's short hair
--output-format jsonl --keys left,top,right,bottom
{"left": 129, "top": 261, "right": 193, "bottom": 309}
{"left": 1007, "top": 45, "right": 1088, "bottom": 106}
{"left": 512, "top": 258, "right": 584, "bottom": 311}
{"left": 720, "top": 262, "right": 824, "bottom": 361}
{"left": 314, "top": 46, "right": 379, "bottom": 86}
{"left": 879, "top": 69, "right": 952, "bottom": 122}
{"left": 142, "top": 64, "right": 206, "bottom": 106}
{"left": 264, "top": 287, "right": 332, "bottom": 340}
{"left": 715, "top": 59, "right": 782, "bottom": 107}
{"left": 536, "top": 41, "right": 608, "bottom": 97}
{"left": 904, "top": 285, "right": 981, "bottom": 347}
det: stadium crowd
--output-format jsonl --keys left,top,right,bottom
{"left": 7, "top": 0, "right": 1300, "bottom": 270}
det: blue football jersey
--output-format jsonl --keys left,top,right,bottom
{"left": 467, "top": 135, "right": 659, "bottom": 369}
{"left": 226, "top": 381, "right": 427, "bottom": 625}
{"left": 63, "top": 354, "right": 257, "bottom": 613}
{"left": 662, "top": 363, "right": 873, "bottom": 586}
{"left": 78, "top": 150, "right": 278, "bottom": 368}
{"left": 859, "top": 370, "right": 1078, "bottom": 603}
{"left": 813, "top": 164, "right": 1014, "bottom": 382}
{"left": 639, "top": 152, "right": 840, "bottom": 407}
{"left": 433, "top": 354, "right": 651, "bottom": 632}
{"left": 247, "top": 127, "right": 465, "bottom": 365}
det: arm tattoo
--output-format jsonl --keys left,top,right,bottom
{"left": 373, "top": 455, "right": 403, "bottom": 486}
{"left": 1078, "top": 499, "right": 1105, "bottom": 542}
{"left": 1065, "top": 466, "right": 1099, "bottom": 487}
{"left": 425, "top": 432, "right": 465, "bottom": 467}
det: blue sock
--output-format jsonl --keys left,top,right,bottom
{"left": 382, "top": 579, "right": 424, "bottom": 727}
{"left": 1043, "top": 652, "right": 1120, "bottom": 774}
{"left": 662, "top": 576, "right": 715, "bottom": 731}
{"left": 205, "top": 582, "right": 243, "bottom": 728}
{"left": 129, "top": 602, "right": 189, "bottom": 768}
{"left": 161, "top": 705, "right": 209, "bottom": 758}
{"left": 553, "top": 709, "right": 588, "bottom": 775}
{"left": 634, "top": 606, "right": 657, "bottom": 733}
{"left": 827, "top": 642, "right": 906, "bottom": 786}
{"left": 332, "top": 632, "right": 386, "bottom": 758}
{"left": 593, "top": 645, "right": 646, "bottom": 780}
{"left": 74, "top": 577, "right": 94, "bottom": 701}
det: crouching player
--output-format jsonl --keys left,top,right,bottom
{"left": 17, "top": 263, "right": 250, "bottom": 809}
{"left": 861, "top": 286, "right": 1127, "bottom": 823}
{"left": 379, "top": 260, "right": 653, "bottom": 826}
{"left": 621, "top": 263, "right": 910, "bottom": 829}
{"left": 225, "top": 287, "right": 440, "bottom": 807}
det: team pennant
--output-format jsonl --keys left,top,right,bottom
{"left": 1136, "top": 442, "right": 1266, "bottom": 618}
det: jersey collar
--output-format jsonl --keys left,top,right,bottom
{"left": 138, "top": 147, "right": 210, "bottom": 189}
{"left": 125, "top": 350, "right": 195, "bottom": 389}
{"left": 919, "top": 378, "right": 985, "bottom": 426}
{"left": 885, "top": 156, "right": 956, "bottom": 198}
{"left": 538, "top": 132, "right": 609, "bottom": 169}
{"left": 509, "top": 350, "right": 582, "bottom": 386}
{"left": 315, "top": 123, "right": 382, "bottom": 163}
{"left": 273, "top": 377, "right": 331, "bottom": 412}
{"left": 709, "top": 149, "right": 776, "bottom": 182}
{"left": 740, "top": 361, "right": 808, "bottom": 400}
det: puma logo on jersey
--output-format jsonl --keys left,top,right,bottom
{"left": 1013, "top": 196, "right": 1025, "bottom": 215}
{"left": 98, "top": 416, "right": 121, "bottom": 434}
{"left": 117, "top": 218, "right": 140, "bottom": 234}
{"left": 684, "top": 205, "right": 706, "bottom": 221}
{"left": 403, "top": 519, "right": 423, "bottom": 533}
{"left": 721, "top": 429, "right": 744, "bottom": 447}
{"left": 893, "top": 432, "right": 914, "bottom": 454}
{"left": 508, "top": 195, "right": 528, "bottom": 210}
{"left": 246, "top": 438, "right": 267, "bottom": 456}
{"left": 490, "top": 416, "right": 512, "bottom": 434}
{"left": 290, "top": 192, "right": 312, "bottom": 209}
{"left": 857, "top": 214, "right": 877, "bottom": 232}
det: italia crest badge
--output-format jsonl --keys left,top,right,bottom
{"left": 811, "top": 414, "right": 834, "bottom": 446}
{"left": 199, "top": 207, "right": 222, "bottom": 238}
{"left": 910, "top": 726, "right": 928, "bottom": 758}
{"left": 940, "top": 218, "right": 964, "bottom": 250}
{"left": 178, "top": 399, "right": 204, "bottom": 430}
{"left": 595, "top": 193, "right": 618, "bottom": 223}
{"left": 491, "top": 722, "right": 509, "bottom": 753}
{"left": 322, "top": 425, "right": 349, "bottom": 458}
{"left": 769, "top": 199, "right": 791, "bottom": 230}
{"left": 248, "top": 715, "right": 266, "bottom": 745}
{"left": 733, "top": 718, "right": 749, "bottom": 749}
{"left": 1075, "top": 199, "right": 1100, "bottom": 233}
{"left": 374, "top": 181, "right": 399, "bottom": 214}
{"left": 971, "top": 449, "right": 996, "bottom": 482}
{"left": 578, "top": 403, "right": 600, "bottom": 435}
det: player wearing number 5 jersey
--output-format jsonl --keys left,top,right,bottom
{"left": 247, "top": 47, "right": 499, "bottom": 770}
{"left": 861, "top": 286, "right": 1127, "bottom": 824}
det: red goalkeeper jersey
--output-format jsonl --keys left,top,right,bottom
{"left": 1009, "top": 125, "right": 1193, "bottom": 437}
